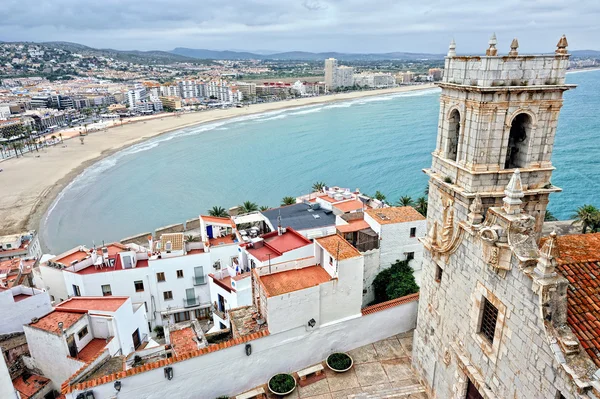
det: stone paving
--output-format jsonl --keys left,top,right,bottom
{"left": 248, "top": 330, "right": 427, "bottom": 399}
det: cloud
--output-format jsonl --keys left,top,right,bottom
{"left": 0, "top": 0, "right": 598, "bottom": 52}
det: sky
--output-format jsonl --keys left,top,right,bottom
{"left": 1, "top": 0, "right": 598, "bottom": 54}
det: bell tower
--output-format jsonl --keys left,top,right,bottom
{"left": 412, "top": 35, "right": 579, "bottom": 399}
{"left": 426, "top": 34, "right": 573, "bottom": 236}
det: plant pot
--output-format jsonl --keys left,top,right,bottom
{"left": 326, "top": 352, "right": 354, "bottom": 373}
{"left": 267, "top": 373, "right": 297, "bottom": 396}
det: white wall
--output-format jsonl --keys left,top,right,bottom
{"left": 0, "top": 354, "right": 18, "bottom": 399}
{"left": 267, "top": 285, "right": 321, "bottom": 334}
{"left": 0, "top": 287, "right": 52, "bottom": 334}
{"left": 38, "top": 264, "right": 69, "bottom": 302}
{"left": 361, "top": 249, "right": 381, "bottom": 306}
{"left": 67, "top": 299, "right": 418, "bottom": 399}
{"left": 24, "top": 324, "right": 85, "bottom": 390}
{"left": 319, "top": 256, "right": 364, "bottom": 325}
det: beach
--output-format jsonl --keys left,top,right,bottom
{"left": 0, "top": 84, "right": 436, "bottom": 238}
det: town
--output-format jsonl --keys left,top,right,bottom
{"left": 1, "top": 32, "right": 600, "bottom": 399}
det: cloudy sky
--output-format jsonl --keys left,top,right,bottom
{"left": 1, "top": 0, "right": 598, "bottom": 54}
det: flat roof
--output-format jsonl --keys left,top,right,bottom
{"left": 337, "top": 219, "right": 371, "bottom": 234}
{"left": 160, "top": 233, "right": 184, "bottom": 252}
{"left": 316, "top": 234, "right": 362, "bottom": 260}
{"left": 259, "top": 265, "right": 331, "bottom": 297}
{"left": 57, "top": 296, "right": 128, "bottom": 312}
{"left": 333, "top": 199, "right": 366, "bottom": 213}
{"left": 365, "top": 206, "right": 425, "bottom": 225}
{"left": 170, "top": 327, "right": 198, "bottom": 355}
{"left": 247, "top": 229, "right": 311, "bottom": 261}
{"left": 201, "top": 215, "right": 234, "bottom": 226}
{"left": 261, "top": 203, "right": 336, "bottom": 231}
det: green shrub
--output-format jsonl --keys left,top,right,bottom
{"left": 154, "top": 326, "right": 164, "bottom": 339}
{"left": 269, "top": 373, "right": 295, "bottom": 393}
{"left": 327, "top": 353, "right": 352, "bottom": 370}
{"left": 372, "top": 260, "right": 419, "bottom": 304}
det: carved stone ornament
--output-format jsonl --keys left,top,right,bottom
{"left": 508, "top": 214, "right": 539, "bottom": 262}
{"left": 443, "top": 348, "right": 452, "bottom": 366}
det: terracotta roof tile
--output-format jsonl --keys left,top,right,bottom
{"left": 365, "top": 206, "right": 425, "bottom": 225}
{"left": 361, "top": 293, "right": 420, "bottom": 315}
{"left": 258, "top": 265, "right": 331, "bottom": 297}
{"left": 29, "top": 310, "right": 85, "bottom": 335}
{"left": 316, "top": 234, "right": 361, "bottom": 260}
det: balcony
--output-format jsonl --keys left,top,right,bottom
{"left": 183, "top": 296, "right": 200, "bottom": 308}
{"left": 193, "top": 275, "right": 207, "bottom": 286}
{"left": 212, "top": 302, "right": 227, "bottom": 320}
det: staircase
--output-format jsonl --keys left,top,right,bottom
{"left": 347, "top": 383, "right": 427, "bottom": 399}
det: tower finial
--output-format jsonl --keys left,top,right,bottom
{"left": 502, "top": 169, "right": 524, "bottom": 215}
{"left": 447, "top": 38, "right": 456, "bottom": 57}
{"left": 508, "top": 38, "right": 519, "bottom": 56}
{"left": 556, "top": 34, "right": 568, "bottom": 55}
{"left": 467, "top": 194, "right": 484, "bottom": 225}
{"left": 535, "top": 230, "right": 559, "bottom": 277}
{"left": 486, "top": 33, "right": 498, "bottom": 56}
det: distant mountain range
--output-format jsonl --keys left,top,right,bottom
{"left": 170, "top": 48, "right": 446, "bottom": 61}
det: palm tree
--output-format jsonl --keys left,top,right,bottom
{"left": 374, "top": 191, "right": 386, "bottom": 202}
{"left": 259, "top": 206, "right": 270, "bottom": 211}
{"left": 312, "top": 181, "right": 326, "bottom": 192}
{"left": 240, "top": 201, "right": 259, "bottom": 214}
{"left": 396, "top": 196, "right": 414, "bottom": 207}
{"left": 185, "top": 235, "right": 200, "bottom": 242}
{"left": 544, "top": 210, "right": 558, "bottom": 222}
{"left": 572, "top": 205, "right": 600, "bottom": 233}
{"left": 415, "top": 197, "right": 428, "bottom": 217}
{"left": 281, "top": 197, "right": 296, "bottom": 206}
{"left": 208, "top": 206, "right": 228, "bottom": 218}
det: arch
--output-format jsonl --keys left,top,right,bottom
{"left": 446, "top": 108, "right": 461, "bottom": 161}
{"left": 504, "top": 112, "right": 533, "bottom": 169}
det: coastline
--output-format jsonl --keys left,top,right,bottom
{"left": 0, "top": 84, "right": 436, "bottom": 243}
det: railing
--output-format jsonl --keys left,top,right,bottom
{"left": 193, "top": 275, "right": 207, "bottom": 286}
{"left": 183, "top": 296, "right": 200, "bottom": 308}
{"left": 212, "top": 301, "right": 227, "bottom": 320}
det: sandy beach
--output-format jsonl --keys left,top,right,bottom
{"left": 0, "top": 84, "right": 436, "bottom": 237}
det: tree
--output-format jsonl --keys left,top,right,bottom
{"left": 396, "top": 196, "right": 414, "bottom": 207}
{"left": 208, "top": 206, "right": 228, "bottom": 218}
{"left": 415, "top": 196, "right": 428, "bottom": 217}
{"left": 312, "top": 181, "right": 326, "bottom": 193}
{"left": 281, "top": 197, "right": 296, "bottom": 206}
{"left": 374, "top": 191, "right": 386, "bottom": 202}
{"left": 259, "top": 206, "right": 270, "bottom": 211}
{"left": 372, "top": 260, "right": 419, "bottom": 304}
{"left": 240, "top": 201, "right": 259, "bottom": 213}
{"left": 544, "top": 210, "right": 558, "bottom": 222}
{"left": 185, "top": 235, "right": 200, "bottom": 242}
{"left": 572, "top": 205, "right": 600, "bottom": 234}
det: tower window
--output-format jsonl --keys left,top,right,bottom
{"left": 479, "top": 297, "right": 499, "bottom": 344}
{"left": 505, "top": 113, "right": 532, "bottom": 169}
{"left": 435, "top": 265, "right": 443, "bottom": 282}
{"left": 447, "top": 109, "right": 461, "bottom": 161}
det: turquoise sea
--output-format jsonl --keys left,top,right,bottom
{"left": 43, "top": 70, "right": 600, "bottom": 253}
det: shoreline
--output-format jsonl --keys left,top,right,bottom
{"left": 0, "top": 84, "right": 436, "bottom": 246}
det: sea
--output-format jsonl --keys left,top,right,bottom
{"left": 42, "top": 70, "right": 600, "bottom": 254}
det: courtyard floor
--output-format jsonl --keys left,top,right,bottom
{"left": 241, "top": 330, "right": 427, "bottom": 399}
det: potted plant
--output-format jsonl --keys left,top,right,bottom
{"left": 268, "top": 373, "right": 296, "bottom": 396}
{"left": 326, "top": 352, "right": 353, "bottom": 373}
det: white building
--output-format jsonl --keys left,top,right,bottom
{"left": 0, "top": 285, "right": 52, "bottom": 334}
{"left": 23, "top": 296, "right": 149, "bottom": 390}
{"left": 178, "top": 80, "right": 202, "bottom": 99}
{"left": 324, "top": 58, "right": 354, "bottom": 90}
{"left": 126, "top": 85, "right": 146, "bottom": 109}
{"left": 324, "top": 58, "right": 337, "bottom": 89}
{"left": 0, "top": 231, "right": 42, "bottom": 261}
{"left": 160, "top": 84, "right": 180, "bottom": 98}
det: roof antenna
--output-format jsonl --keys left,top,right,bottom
{"left": 277, "top": 210, "right": 282, "bottom": 236}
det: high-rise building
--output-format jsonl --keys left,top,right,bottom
{"left": 412, "top": 35, "right": 592, "bottom": 398}
{"left": 324, "top": 58, "right": 337, "bottom": 90}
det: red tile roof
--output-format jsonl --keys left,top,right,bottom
{"left": 258, "top": 265, "right": 331, "bottom": 297}
{"left": 246, "top": 228, "right": 311, "bottom": 261}
{"left": 361, "top": 293, "right": 420, "bottom": 315}
{"left": 316, "top": 234, "right": 362, "bottom": 260}
{"left": 333, "top": 200, "right": 365, "bottom": 213}
{"left": 553, "top": 233, "right": 600, "bottom": 367}
{"left": 57, "top": 296, "right": 128, "bottom": 312}
{"left": 201, "top": 215, "right": 234, "bottom": 226}
{"left": 337, "top": 219, "right": 371, "bottom": 234}
{"left": 12, "top": 373, "right": 51, "bottom": 399}
{"left": 366, "top": 206, "right": 425, "bottom": 225}
{"left": 30, "top": 310, "right": 85, "bottom": 335}
{"left": 170, "top": 327, "right": 198, "bottom": 355}
{"left": 75, "top": 338, "right": 107, "bottom": 362}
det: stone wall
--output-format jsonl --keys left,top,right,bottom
{"left": 154, "top": 223, "right": 184, "bottom": 237}
{"left": 184, "top": 218, "right": 200, "bottom": 231}
{"left": 120, "top": 232, "right": 151, "bottom": 246}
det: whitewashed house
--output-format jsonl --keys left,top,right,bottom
{"left": 0, "top": 285, "right": 52, "bottom": 334}
{"left": 23, "top": 296, "right": 149, "bottom": 390}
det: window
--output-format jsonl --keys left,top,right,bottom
{"left": 157, "top": 272, "right": 166, "bottom": 282}
{"left": 134, "top": 280, "right": 144, "bottom": 292}
{"left": 77, "top": 326, "right": 88, "bottom": 340}
{"left": 174, "top": 311, "right": 190, "bottom": 323}
{"left": 505, "top": 113, "right": 532, "bottom": 169}
{"left": 101, "top": 284, "right": 112, "bottom": 296}
{"left": 410, "top": 227, "right": 417, "bottom": 238}
{"left": 447, "top": 109, "right": 461, "bottom": 161}
{"left": 72, "top": 284, "right": 81, "bottom": 297}
{"left": 329, "top": 256, "right": 334, "bottom": 266}
{"left": 163, "top": 291, "right": 173, "bottom": 300}
{"left": 176, "top": 270, "right": 184, "bottom": 278}
{"left": 556, "top": 392, "right": 566, "bottom": 399}
{"left": 435, "top": 265, "right": 443, "bottom": 283}
{"left": 479, "top": 297, "right": 499, "bottom": 344}
{"left": 406, "top": 252, "right": 415, "bottom": 261}
{"left": 195, "top": 308, "right": 209, "bottom": 320}
{"left": 5, "top": 244, "right": 11, "bottom": 249}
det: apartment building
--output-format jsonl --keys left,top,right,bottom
{"left": 0, "top": 231, "right": 42, "bottom": 261}
{"left": 0, "top": 285, "right": 52, "bottom": 334}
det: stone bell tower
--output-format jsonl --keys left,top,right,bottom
{"left": 412, "top": 35, "right": 584, "bottom": 399}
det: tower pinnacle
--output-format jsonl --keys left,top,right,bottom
{"left": 503, "top": 169, "right": 524, "bottom": 215}
{"left": 447, "top": 39, "right": 456, "bottom": 57}
{"left": 486, "top": 33, "right": 498, "bottom": 56}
